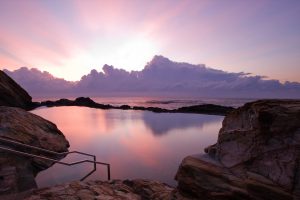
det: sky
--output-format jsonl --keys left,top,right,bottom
{"left": 0, "top": 0, "right": 300, "bottom": 82}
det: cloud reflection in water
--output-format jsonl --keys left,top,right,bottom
{"left": 32, "top": 106, "right": 223, "bottom": 187}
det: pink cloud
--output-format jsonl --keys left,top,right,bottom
{"left": 0, "top": 1, "right": 83, "bottom": 67}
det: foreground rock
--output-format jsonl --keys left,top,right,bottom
{"left": 25, "top": 179, "right": 192, "bottom": 200}
{"left": 39, "top": 97, "right": 234, "bottom": 116}
{"left": 0, "top": 106, "right": 69, "bottom": 198}
{"left": 176, "top": 100, "right": 300, "bottom": 200}
{"left": 0, "top": 70, "right": 33, "bottom": 110}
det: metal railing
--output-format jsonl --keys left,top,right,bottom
{"left": 0, "top": 136, "right": 110, "bottom": 181}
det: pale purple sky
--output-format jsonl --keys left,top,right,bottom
{"left": 0, "top": 0, "right": 299, "bottom": 82}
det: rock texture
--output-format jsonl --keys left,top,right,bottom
{"left": 25, "top": 179, "right": 192, "bottom": 200}
{"left": 176, "top": 100, "right": 300, "bottom": 200}
{"left": 0, "top": 70, "right": 33, "bottom": 110}
{"left": 0, "top": 106, "right": 69, "bottom": 198}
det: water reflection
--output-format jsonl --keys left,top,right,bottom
{"left": 31, "top": 106, "right": 223, "bottom": 187}
{"left": 142, "top": 111, "right": 222, "bottom": 136}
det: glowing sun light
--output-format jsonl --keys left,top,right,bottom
{"left": 51, "top": 36, "right": 159, "bottom": 81}
{"left": 114, "top": 37, "right": 159, "bottom": 71}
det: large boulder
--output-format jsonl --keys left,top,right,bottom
{"left": 0, "top": 106, "right": 69, "bottom": 198}
{"left": 176, "top": 100, "right": 300, "bottom": 199}
{"left": 0, "top": 70, "right": 33, "bottom": 110}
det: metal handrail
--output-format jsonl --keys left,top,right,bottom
{"left": 0, "top": 136, "right": 110, "bottom": 181}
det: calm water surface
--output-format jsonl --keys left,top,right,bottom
{"left": 32, "top": 106, "right": 223, "bottom": 187}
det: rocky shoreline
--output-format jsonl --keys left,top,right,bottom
{"left": 25, "top": 179, "right": 184, "bottom": 200}
{"left": 34, "top": 97, "right": 234, "bottom": 116}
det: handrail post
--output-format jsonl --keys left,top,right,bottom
{"left": 107, "top": 164, "right": 111, "bottom": 180}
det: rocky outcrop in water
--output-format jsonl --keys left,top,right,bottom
{"left": 175, "top": 104, "right": 234, "bottom": 115}
{"left": 40, "top": 97, "right": 113, "bottom": 109}
{"left": 0, "top": 106, "right": 69, "bottom": 199}
{"left": 0, "top": 70, "right": 33, "bottom": 110}
{"left": 39, "top": 97, "right": 234, "bottom": 116}
{"left": 175, "top": 100, "right": 300, "bottom": 200}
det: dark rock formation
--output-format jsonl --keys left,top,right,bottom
{"left": 175, "top": 104, "right": 234, "bottom": 115}
{"left": 40, "top": 97, "right": 114, "bottom": 109}
{"left": 120, "top": 105, "right": 131, "bottom": 110}
{"left": 0, "top": 106, "right": 69, "bottom": 198}
{"left": 0, "top": 70, "right": 33, "bottom": 110}
{"left": 176, "top": 100, "right": 300, "bottom": 199}
{"left": 40, "top": 97, "right": 234, "bottom": 116}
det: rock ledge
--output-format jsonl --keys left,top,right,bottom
{"left": 176, "top": 100, "right": 300, "bottom": 200}
{"left": 26, "top": 179, "right": 192, "bottom": 200}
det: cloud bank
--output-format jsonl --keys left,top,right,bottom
{"left": 3, "top": 67, "right": 75, "bottom": 96}
{"left": 3, "top": 56, "right": 300, "bottom": 98}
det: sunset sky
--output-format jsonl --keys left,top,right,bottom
{"left": 0, "top": 0, "right": 299, "bottom": 82}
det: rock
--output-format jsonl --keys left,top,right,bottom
{"left": 41, "top": 97, "right": 114, "bottom": 109}
{"left": 0, "top": 106, "right": 69, "bottom": 197}
{"left": 25, "top": 179, "right": 188, "bottom": 200}
{"left": 176, "top": 100, "right": 300, "bottom": 199}
{"left": 176, "top": 155, "right": 293, "bottom": 200}
{"left": 74, "top": 97, "right": 97, "bottom": 106}
{"left": 120, "top": 105, "right": 131, "bottom": 110}
{"left": 39, "top": 97, "right": 233, "bottom": 116}
{"left": 144, "top": 107, "right": 168, "bottom": 113}
{"left": 73, "top": 97, "right": 113, "bottom": 109}
{"left": 175, "top": 104, "right": 234, "bottom": 116}
{"left": 0, "top": 70, "right": 33, "bottom": 110}
{"left": 216, "top": 100, "right": 300, "bottom": 190}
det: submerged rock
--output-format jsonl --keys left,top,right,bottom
{"left": 0, "top": 70, "right": 33, "bottom": 110}
{"left": 0, "top": 106, "right": 69, "bottom": 198}
{"left": 176, "top": 100, "right": 300, "bottom": 199}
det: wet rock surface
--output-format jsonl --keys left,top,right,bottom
{"left": 176, "top": 100, "right": 300, "bottom": 200}
{"left": 0, "top": 70, "right": 33, "bottom": 110}
{"left": 0, "top": 106, "right": 69, "bottom": 197}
